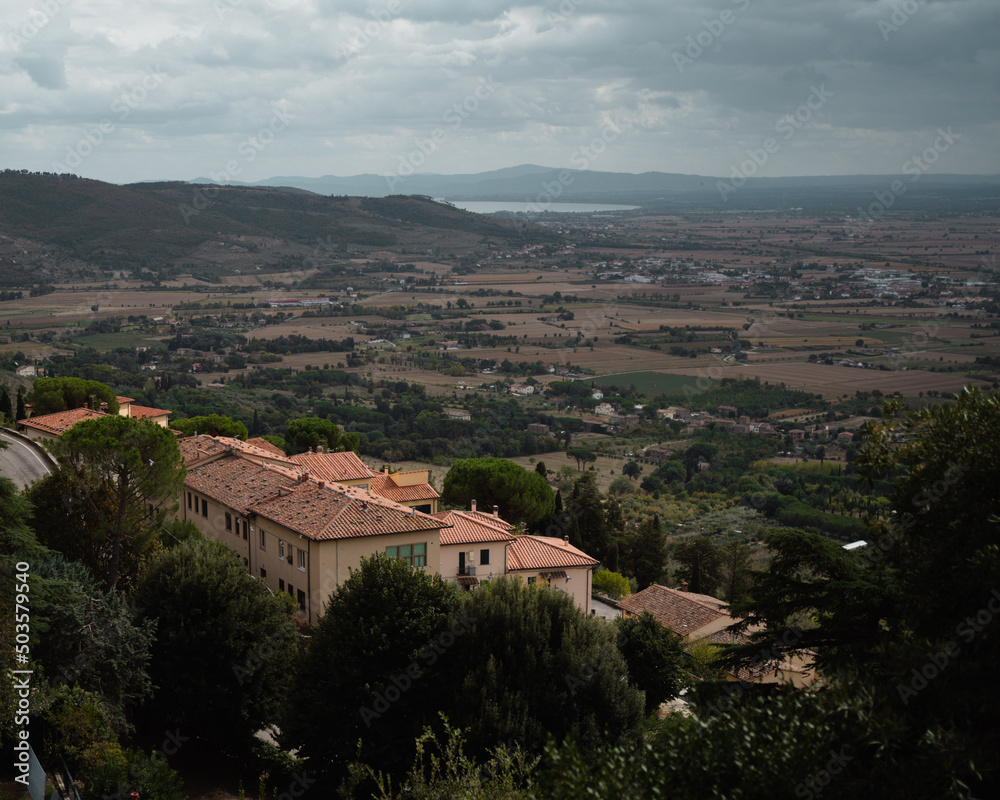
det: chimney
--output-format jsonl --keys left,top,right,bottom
{"left": 493, "top": 505, "right": 499, "bottom": 517}
{"left": 680, "top": 582, "right": 689, "bottom": 592}
{"left": 470, "top": 499, "right": 477, "bottom": 512}
{"left": 563, "top": 535, "right": 569, "bottom": 546}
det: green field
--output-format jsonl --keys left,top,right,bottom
{"left": 591, "top": 371, "right": 713, "bottom": 396}
{"left": 70, "top": 333, "right": 166, "bottom": 350}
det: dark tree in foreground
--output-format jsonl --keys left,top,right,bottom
{"left": 615, "top": 612, "right": 685, "bottom": 714}
{"left": 54, "top": 416, "right": 185, "bottom": 590}
{"left": 447, "top": 577, "right": 644, "bottom": 761}
{"left": 135, "top": 540, "right": 299, "bottom": 756}
{"left": 282, "top": 555, "right": 460, "bottom": 793}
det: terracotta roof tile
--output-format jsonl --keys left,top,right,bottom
{"left": 185, "top": 454, "right": 299, "bottom": 516}
{"left": 288, "top": 451, "right": 377, "bottom": 482}
{"left": 368, "top": 473, "right": 439, "bottom": 504}
{"left": 19, "top": 407, "right": 105, "bottom": 435}
{"left": 506, "top": 535, "right": 598, "bottom": 571}
{"left": 433, "top": 509, "right": 515, "bottom": 546}
{"left": 128, "top": 404, "right": 171, "bottom": 420}
{"left": 246, "top": 437, "right": 286, "bottom": 457}
{"left": 618, "top": 584, "right": 727, "bottom": 638}
{"left": 252, "top": 479, "right": 444, "bottom": 541}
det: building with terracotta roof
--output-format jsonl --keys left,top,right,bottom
{"left": 433, "top": 500, "right": 516, "bottom": 589}
{"left": 18, "top": 407, "right": 107, "bottom": 441}
{"left": 506, "top": 534, "right": 599, "bottom": 615}
{"left": 18, "top": 396, "right": 173, "bottom": 441}
{"left": 181, "top": 451, "right": 447, "bottom": 624}
{"left": 619, "top": 584, "right": 818, "bottom": 687}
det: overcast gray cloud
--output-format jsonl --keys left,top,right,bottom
{"left": 0, "top": 0, "right": 997, "bottom": 183}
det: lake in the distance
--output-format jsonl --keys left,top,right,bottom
{"left": 443, "top": 200, "right": 640, "bottom": 214}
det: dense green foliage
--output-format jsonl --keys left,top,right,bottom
{"left": 29, "top": 376, "right": 120, "bottom": 416}
{"left": 135, "top": 540, "right": 299, "bottom": 756}
{"left": 442, "top": 457, "right": 555, "bottom": 525}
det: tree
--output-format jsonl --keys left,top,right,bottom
{"left": 284, "top": 416, "right": 348, "bottom": 455}
{"left": 566, "top": 447, "right": 597, "bottom": 472}
{"left": 628, "top": 515, "right": 666, "bottom": 590}
{"left": 446, "top": 576, "right": 643, "bottom": 760}
{"left": 171, "top": 413, "right": 248, "bottom": 440}
{"left": 442, "top": 457, "right": 555, "bottom": 525}
{"left": 15, "top": 386, "right": 26, "bottom": 421}
{"left": 592, "top": 569, "right": 631, "bottom": 600}
{"left": 622, "top": 460, "right": 641, "bottom": 480}
{"left": 535, "top": 460, "right": 547, "bottom": 478}
{"left": 673, "top": 537, "right": 721, "bottom": 597}
{"left": 54, "top": 416, "right": 185, "bottom": 590}
{"left": 0, "top": 386, "right": 12, "bottom": 421}
{"left": 282, "top": 554, "right": 459, "bottom": 792}
{"left": 28, "top": 376, "right": 119, "bottom": 416}
{"left": 135, "top": 540, "right": 299, "bottom": 756}
{"left": 682, "top": 443, "right": 717, "bottom": 480}
{"left": 615, "top": 612, "right": 685, "bottom": 714}
{"left": 566, "top": 472, "right": 609, "bottom": 561}
{"left": 716, "top": 540, "right": 755, "bottom": 604}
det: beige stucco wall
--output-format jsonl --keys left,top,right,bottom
{"left": 439, "top": 541, "right": 510, "bottom": 583}
{"left": 509, "top": 567, "right": 593, "bottom": 615}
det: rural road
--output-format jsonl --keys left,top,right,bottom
{"left": 0, "top": 429, "right": 53, "bottom": 490}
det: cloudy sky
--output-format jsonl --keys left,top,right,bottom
{"left": 2, "top": 0, "right": 998, "bottom": 184}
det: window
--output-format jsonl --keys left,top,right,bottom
{"left": 279, "top": 541, "right": 285, "bottom": 560}
{"left": 201, "top": 498, "right": 208, "bottom": 518}
{"left": 528, "top": 577, "right": 536, "bottom": 585}
{"left": 386, "top": 542, "right": 426, "bottom": 567}
{"left": 480, "top": 549, "right": 490, "bottom": 566}
{"left": 187, "top": 492, "right": 192, "bottom": 509}
{"left": 298, "top": 549, "right": 306, "bottom": 570}
{"left": 260, "top": 567, "right": 267, "bottom": 579}
{"left": 225, "top": 513, "right": 232, "bottom": 531}
{"left": 259, "top": 530, "right": 266, "bottom": 550}
{"left": 458, "top": 551, "right": 466, "bottom": 575}
{"left": 286, "top": 545, "right": 294, "bottom": 564}
{"left": 297, "top": 589, "right": 306, "bottom": 610}
{"left": 279, "top": 579, "right": 285, "bottom": 591}
{"left": 287, "top": 583, "right": 294, "bottom": 597}
{"left": 242, "top": 524, "right": 248, "bottom": 542}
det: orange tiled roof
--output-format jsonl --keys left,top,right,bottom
{"left": 246, "top": 437, "right": 286, "bottom": 457}
{"left": 185, "top": 454, "right": 299, "bottom": 516}
{"left": 19, "top": 407, "right": 105, "bottom": 435}
{"left": 289, "top": 451, "right": 377, "bottom": 482}
{"left": 116, "top": 396, "right": 135, "bottom": 404}
{"left": 506, "top": 535, "right": 598, "bottom": 572}
{"left": 368, "top": 473, "right": 440, "bottom": 504}
{"left": 252, "top": 479, "right": 444, "bottom": 541}
{"left": 128, "top": 404, "right": 171, "bottom": 420}
{"left": 433, "top": 509, "right": 515, "bottom": 546}
{"left": 618, "top": 584, "right": 728, "bottom": 638}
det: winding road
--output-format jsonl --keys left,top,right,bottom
{"left": 0, "top": 429, "right": 53, "bottom": 489}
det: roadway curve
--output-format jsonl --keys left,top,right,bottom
{"left": 0, "top": 429, "right": 54, "bottom": 490}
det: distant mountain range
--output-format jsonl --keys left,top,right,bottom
{"left": 189, "top": 165, "right": 1000, "bottom": 208}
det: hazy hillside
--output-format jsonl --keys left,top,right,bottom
{"left": 0, "top": 170, "right": 541, "bottom": 281}
{"left": 192, "top": 165, "right": 1000, "bottom": 208}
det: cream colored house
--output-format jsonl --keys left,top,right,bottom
{"left": 180, "top": 449, "right": 446, "bottom": 625}
{"left": 506, "top": 535, "right": 599, "bottom": 616}
{"left": 434, "top": 501, "right": 516, "bottom": 588}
